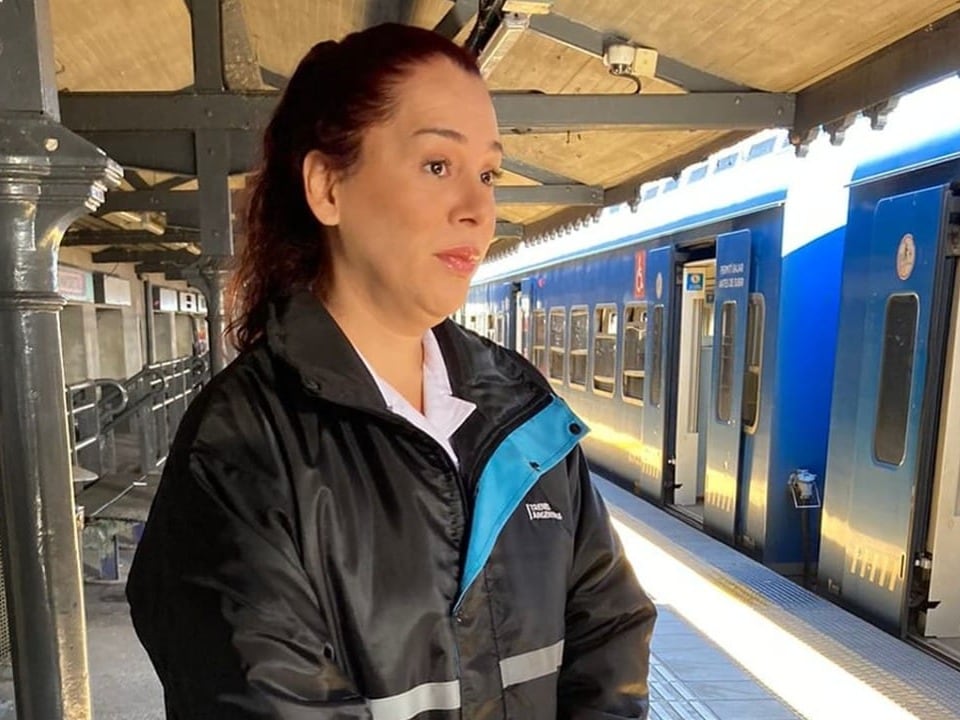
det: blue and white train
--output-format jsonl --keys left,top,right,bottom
{"left": 462, "top": 77, "right": 960, "bottom": 661}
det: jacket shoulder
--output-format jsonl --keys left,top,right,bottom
{"left": 168, "top": 344, "right": 296, "bottom": 478}
{"left": 440, "top": 320, "right": 553, "bottom": 395}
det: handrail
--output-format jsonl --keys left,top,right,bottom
{"left": 66, "top": 353, "right": 211, "bottom": 480}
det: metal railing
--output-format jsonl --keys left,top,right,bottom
{"left": 66, "top": 353, "right": 209, "bottom": 481}
{"left": 125, "top": 354, "right": 209, "bottom": 475}
{"left": 65, "top": 378, "right": 129, "bottom": 482}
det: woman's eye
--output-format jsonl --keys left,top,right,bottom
{"left": 481, "top": 169, "right": 503, "bottom": 186}
{"left": 425, "top": 160, "right": 449, "bottom": 177}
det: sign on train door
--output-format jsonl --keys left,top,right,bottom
{"left": 843, "top": 184, "right": 955, "bottom": 632}
{"left": 639, "top": 245, "right": 674, "bottom": 501}
{"left": 704, "top": 230, "right": 752, "bottom": 543}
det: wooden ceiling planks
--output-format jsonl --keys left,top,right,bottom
{"left": 550, "top": 0, "right": 960, "bottom": 91}
{"left": 51, "top": 0, "right": 193, "bottom": 91}
{"left": 46, "top": 0, "right": 960, "bottom": 241}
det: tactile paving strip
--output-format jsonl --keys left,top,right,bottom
{"left": 598, "top": 477, "right": 960, "bottom": 720}
{"left": 649, "top": 656, "right": 724, "bottom": 720}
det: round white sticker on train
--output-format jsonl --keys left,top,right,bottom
{"left": 896, "top": 233, "right": 916, "bottom": 281}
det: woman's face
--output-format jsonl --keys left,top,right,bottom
{"left": 305, "top": 57, "right": 502, "bottom": 333}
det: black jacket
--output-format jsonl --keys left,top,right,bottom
{"left": 127, "top": 290, "right": 656, "bottom": 720}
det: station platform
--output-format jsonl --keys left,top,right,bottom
{"left": 3, "top": 474, "right": 959, "bottom": 719}
{"left": 598, "top": 476, "right": 960, "bottom": 720}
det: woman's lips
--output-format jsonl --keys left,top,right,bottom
{"left": 435, "top": 247, "right": 481, "bottom": 276}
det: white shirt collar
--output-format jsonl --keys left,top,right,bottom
{"left": 354, "top": 330, "right": 476, "bottom": 468}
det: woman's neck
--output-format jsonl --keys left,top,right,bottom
{"left": 321, "top": 286, "right": 426, "bottom": 413}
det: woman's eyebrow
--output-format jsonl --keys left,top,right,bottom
{"left": 412, "top": 127, "right": 504, "bottom": 154}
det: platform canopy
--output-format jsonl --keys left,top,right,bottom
{"left": 47, "top": 0, "right": 960, "bottom": 264}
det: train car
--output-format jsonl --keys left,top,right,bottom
{"left": 819, "top": 106, "right": 960, "bottom": 661}
{"left": 465, "top": 76, "right": 960, "bottom": 660}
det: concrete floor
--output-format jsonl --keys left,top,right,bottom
{"left": 0, "top": 547, "right": 164, "bottom": 720}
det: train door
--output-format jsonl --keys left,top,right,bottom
{"left": 511, "top": 279, "right": 534, "bottom": 356}
{"left": 673, "top": 261, "right": 716, "bottom": 513}
{"left": 703, "top": 230, "right": 752, "bottom": 543}
{"left": 923, "top": 259, "right": 960, "bottom": 655}
{"left": 837, "top": 184, "right": 957, "bottom": 636}
{"left": 638, "top": 245, "right": 675, "bottom": 501}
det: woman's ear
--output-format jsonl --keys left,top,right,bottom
{"left": 303, "top": 150, "right": 341, "bottom": 226}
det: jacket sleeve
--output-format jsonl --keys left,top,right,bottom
{"left": 126, "top": 447, "right": 370, "bottom": 720}
{"left": 557, "top": 447, "right": 658, "bottom": 720}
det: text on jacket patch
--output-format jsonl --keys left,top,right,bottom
{"left": 526, "top": 502, "right": 563, "bottom": 521}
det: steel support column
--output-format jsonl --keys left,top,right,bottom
{"left": 0, "top": 5, "right": 122, "bottom": 720}
{"left": 144, "top": 279, "right": 157, "bottom": 365}
{"left": 185, "top": 262, "right": 232, "bottom": 375}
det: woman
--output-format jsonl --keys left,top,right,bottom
{"left": 127, "top": 22, "right": 656, "bottom": 720}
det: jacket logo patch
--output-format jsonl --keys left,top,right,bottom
{"left": 526, "top": 502, "right": 563, "bottom": 521}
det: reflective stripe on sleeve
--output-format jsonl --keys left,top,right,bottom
{"left": 499, "top": 638, "right": 565, "bottom": 688}
{"left": 367, "top": 680, "right": 460, "bottom": 720}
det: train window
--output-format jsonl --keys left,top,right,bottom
{"left": 650, "top": 305, "right": 664, "bottom": 407}
{"left": 548, "top": 308, "right": 566, "bottom": 382}
{"left": 487, "top": 314, "right": 497, "bottom": 342}
{"left": 532, "top": 310, "right": 546, "bottom": 371}
{"left": 495, "top": 313, "right": 506, "bottom": 345}
{"left": 623, "top": 304, "right": 647, "bottom": 403}
{"left": 569, "top": 308, "right": 589, "bottom": 389}
{"left": 593, "top": 306, "right": 618, "bottom": 396}
{"left": 742, "top": 294, "right": 765, "bottom": 432}
{"left": 716, "top": 302, "right": 737, "bottom": 423}
{"left": 874, "top": 294, "right": 918, "bottom": 466}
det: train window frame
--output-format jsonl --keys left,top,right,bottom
{"left": 742, "top": 293, "right": 765, "bottom": 434}
{"left": 494, "top": 312, "right": 506, "bottom": 346}
{"left": 592, "top": 304, "right": 619, "bottom": 397}
{"left": 569, "top": 306, "right": 590, "bottom": 390}
{"left": 716, "top": 301, "right": 737, "bottom": 423}
{"left": 650, "top": 304, "right": 665, "bottom": 408}
{"left": 873, "top": 293, "right": 919, "bottom": 468}
{"left": 531, "top": 309, "right": 547, "bottom": 372}
{"left": 622, "top": 302, "right": 648, "bottom": 406}
{"left": 548, "top": 307, "right": 567, "bottom": 384}
{"left": 518, "top": 297, "right": 531, "bottom": 359}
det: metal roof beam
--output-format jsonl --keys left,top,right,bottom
{"left": 80, "top": 131, "right": 197, "bottom": 174}
{"left": 62, "top": 229, "right": 200, "bottom": 247}
{"left": 61, "top": 89, "right": 793, "bottom": 135}
{"left": 434, "top": 0, "right": 478, "bottom": 40}
{"left": 496, "top": 92, "right": 794, "bottom": 132}
{"left": 91, "top": 248, "right": 201, "bottom": 265}
{"left": 528, "top": 13, "right": 748, "bottom": 92}
{"left": 501, "top": 157, "right": 578, "bottom": 185}
{"left": 795, "top": 10, "right": 960, "bottom": 139}
{"left": 495, "top": 221, "right": 524, "bottom": 238}
{"left": 185, "top": 0, "right": 224, "bottom": 92}
{"left": 99, "top": 190, "right": 198, "bottom": 213}
{"left": 59, "top": 92, "right": 276, "bottom": 132}
{"left": 221, "top": 0, "right": 263, "bottom": 90}
{"left": 496, "top": 184, "right": 603, "bottom": 205}
{"left": 259, "top": 66, "right": 287, "bottom": 90}
{"left": 152, "top": 175, "right": 195, "bottom": 191}
{"left": 125, "top": 171, "right": 150, "bottom": 190}
{"left": 522, "top": 130, "right": 749, "bottom": 238}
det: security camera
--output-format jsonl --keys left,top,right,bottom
{"left": 603, "top": 43, "right": 636, "bottom": 76}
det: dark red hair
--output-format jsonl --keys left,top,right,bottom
{"left": 227, "top": 23, "right": 481, "bottom": 352}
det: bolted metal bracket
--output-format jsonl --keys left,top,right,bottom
{"left": 823, "top": 113, "right": 858, "bottom": 146}
{"left": 863, "top": 96, "right": 900, "bottom": 131}
{"left": 788, "top": 126, "right": 819, "bottom": 158}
